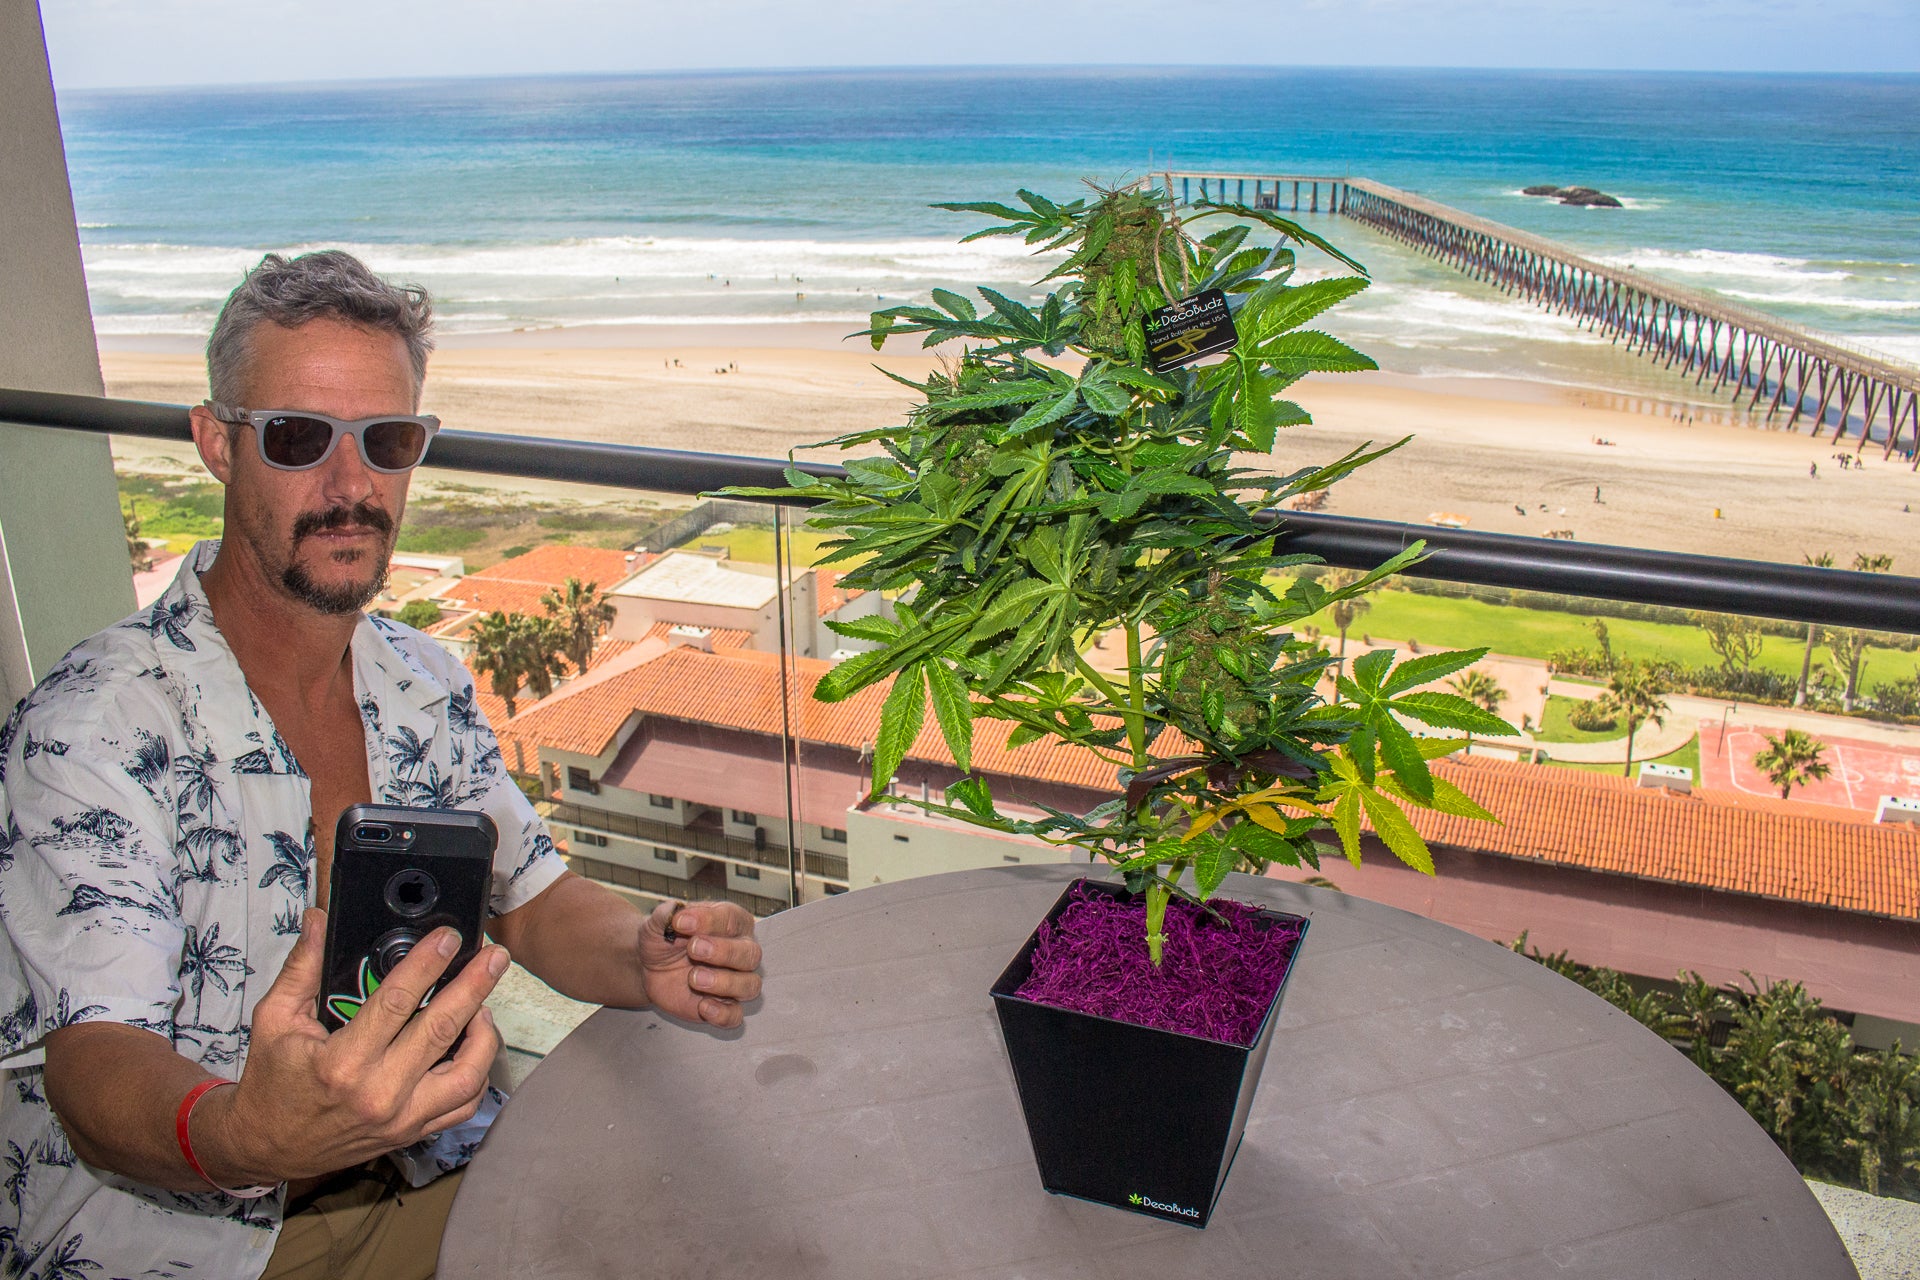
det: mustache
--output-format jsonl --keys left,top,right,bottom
{"left": 291, "top": 502, "right": 394, "bottom": 542}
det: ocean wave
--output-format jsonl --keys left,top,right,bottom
{"left": 81, "top": 234, "right": 1062, "bottom": 282}
{"left": 1596, "top": 247, "right": 1851, "bottom": 282}
{"left": 1854, "top": 334, "right": 1920, "bottom": 364}
{"left": 1340, "top": 283, "right": 1606, "bottom": 347}
{"left": 1716, "top": 289, "right": 1920, "bottom": 314}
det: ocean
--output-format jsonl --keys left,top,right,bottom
{"left": 58, "top": 67, "right": 1920, "bottom": 391}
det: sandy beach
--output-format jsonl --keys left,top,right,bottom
{"left": 99, "top": 327, "right": 1919, "bottom": 566}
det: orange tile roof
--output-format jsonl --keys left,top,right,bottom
{"left": 471, "top": 545, "right": 643, "bottom": 589}
{"left": 437, "top": 579, "right": 555, "bottom": 619}
{"left": 1398, "top": 757, "right": 1920, "bottom": 921}
{"left": 640, "top": 622, "right": 754, "bottom": 650}
{"left": 468, "top": 636, "right": 645, "bottom": 765}
{"left": 815, "top": 568, "right": 864, "bottom": 617}
{"left": 477, "top": 644, "right": 1920, "bottom": 920}
{"left": 494, "top": 645, "right": 1126, "bottom": 788}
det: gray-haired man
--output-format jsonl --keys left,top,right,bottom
{"left": 0, "top": 251, "right": 761, "bottom": 1280}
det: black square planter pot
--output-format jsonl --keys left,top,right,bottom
{"left": 989, "top": 878, "right": 1309, "bottom": 1228}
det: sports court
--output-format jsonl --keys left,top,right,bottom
{"left": 1698, "top": 720, "right": 1920, "bottom": 813}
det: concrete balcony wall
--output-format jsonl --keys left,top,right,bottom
{"left": 0, "top": 3, "right": 135, "bottom": 708}
{"left": 845, "top": 804, "right": 1077, "bottom": 889}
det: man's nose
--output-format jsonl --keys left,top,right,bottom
{"left": 318, "top": 433, "right": 378, "bottom": 504}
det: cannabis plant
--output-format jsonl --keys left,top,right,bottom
{"left": 728, "top": 183, "right": 1513, "bottom": 964}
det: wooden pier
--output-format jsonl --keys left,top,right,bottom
{"left": 1156, "top": 171, "right": 1920, "bottom": 467}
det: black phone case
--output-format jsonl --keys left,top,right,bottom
{"left": 319, "top": 804, "right": 496, "bottom": 1033}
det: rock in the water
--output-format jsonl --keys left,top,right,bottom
{"left": 1555, "top": 186, "right": 1624, "bottom": 208}
{"left": 1521, "top": 184, "right": 1624, "bottom": 207}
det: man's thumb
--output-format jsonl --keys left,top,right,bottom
{"left": 259, "top": 908, "right": 327, "bottom": 1009}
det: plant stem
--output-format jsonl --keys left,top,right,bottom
{"left": 1144, "top": 878, "right": 1170, "bottom": 967}
{"left": 1125, "top": 622, "right": 1148, "bottom": 770}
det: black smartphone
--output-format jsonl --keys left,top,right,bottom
{"left": 319, "top": 804, "right": 496, "bottom": 1034}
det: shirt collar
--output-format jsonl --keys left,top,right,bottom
{"left": 148, "top": 540, "right": 447, "bottom": 763}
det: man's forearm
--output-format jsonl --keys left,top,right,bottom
{"left": 44, "top": 1023, "right": 249, "bottom": 1191}
{"left": 491, "top": 873, "right": 653, "bottom": 1007}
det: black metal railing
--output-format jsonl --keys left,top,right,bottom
{"left": 5, "top": 386, "right": 1917, "bottom": 633}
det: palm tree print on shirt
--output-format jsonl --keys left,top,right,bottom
{"left": 172, "top": 745, "right": 224, "bottom": 822}
{"left": 136, "top": 596, "right": 200, "bottom": 651}
{"left": 177, "top": 925, "right": 250, "bottom": 1025}
{"left": 258, "top": 831, "right": 312, "bottom": 902}
{"left": 386, "top": 726, "right": 432, "bottom": 774}
{"left": 119, "top": 729, "right": 170, "bottom": 803}
{"left": 174, "top": 825, "right": 243, "bottom": 888}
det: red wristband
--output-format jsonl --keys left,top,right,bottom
{"left": 175, "top": 1080, "right": 276, "bottom": 1200}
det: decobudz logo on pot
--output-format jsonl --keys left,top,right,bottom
{"left": 1127, "top": 1192, "right": 1200, "bottom": 1219}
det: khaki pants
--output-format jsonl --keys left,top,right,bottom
{"left": 260, "top": 1162, "right": 464, "bottom": 1280}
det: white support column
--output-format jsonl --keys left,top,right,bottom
{"left": 0, "top": 1, "right": 135, "bottom": 709}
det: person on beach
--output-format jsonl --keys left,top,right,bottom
{"left": 1811, "top": 462, "right": 1819, "bottom": 478}
{"left": 0, "top": 250, "right": 763, "bottom": 1280}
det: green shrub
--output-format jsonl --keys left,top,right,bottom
{"left": 1567, "top": 701, "right": 1618, "bottom": 733}
{"left": 1509, "top": 935, "right": 1920, "bottom": 1200}
{"left": 394, "top": 599, "right": 443, "bottom": 630}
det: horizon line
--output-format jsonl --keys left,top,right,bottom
{"left": 61, "top": 62, "right": 1920, "bottom": 95}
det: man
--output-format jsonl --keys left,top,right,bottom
{"left": 0, "top": 251, "right": 762, "bottom": 1279}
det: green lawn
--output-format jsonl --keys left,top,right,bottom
{"left": 1534, "top": 694, "right": 1619, "bottom": 743}
{"left": 119, "top": 474, "right": 224, "bottom": 553}
{"left": 678, "top": 524, "right": 847, "bottom": 567}
{"left": 1298, "top": 583, "right": 1907, "bottom": 694}
{"left": 395, "top": 526, "right": 488, "bottom": 554}
{"left": 1546, "top": 734, "right": 1702, "bottom": 780}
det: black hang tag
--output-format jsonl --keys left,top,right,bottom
{"left": 1143, "top": 288, "right": 1238, "bottom": 372}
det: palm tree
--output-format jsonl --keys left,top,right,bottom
{"left": 1826, "top": 553, "right": 1894, "bottom": 713}
{"left": 542, "top": 576, "right": 617, "bottom": 674}
{"left": 1795, "top": 552, "right": 1833, "bottom": 707}
{"left": 1596, "top": 660, "right": 1670, "bottom": 777}
{"left": 469, "top": 611, "right": 568, "bottom": 718}
{"left": 1752, "top": 728, "right": 1832, "bottom": 800}
{"left": 1447, "top": 669, "right": 1508, "bottom": 750}
{"left": 1322, "top": 568, "right": 1372, "bottom": 676}
{"left": 515, "top": 614, "right": 570, "bottom": 701}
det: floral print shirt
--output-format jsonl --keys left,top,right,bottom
{"left": 0, "top": 541, "right": 566, "bottom": 1280}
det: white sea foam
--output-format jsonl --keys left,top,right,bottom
{"left": 1595, "top": 247, "right": 1851, "bottom": 282}
{"left": 1858, "top": 335, "right": 1920, "bottom": 364}
{"left": 1718, "top": 290, "right": 1920, "bottom": 314}
{"left": 79, "top": 233, "right": 1069, "bottom": 335}
{"left": 1341, "top": 282, "right": 1606, "bottom": 348}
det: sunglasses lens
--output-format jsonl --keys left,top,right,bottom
{"left": 364, "top": 420, "right": 429, "bottom": 471}
{"left": 261, "top": 416, "right": 335, "bottom": 468}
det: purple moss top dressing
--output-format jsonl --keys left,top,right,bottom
{"left": 1014, "top": 883, "right": 1304, "bottom": 1047}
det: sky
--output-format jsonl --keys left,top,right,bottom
{"left": 39, "top": 0, "right": 1920, "bottom": 88}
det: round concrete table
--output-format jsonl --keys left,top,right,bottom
{"left": 441, "top": 866, "right": 1856, "bottom": 1279}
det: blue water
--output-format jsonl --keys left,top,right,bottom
{"left": 59, "top": 68, "right": 1920, "bottom": 379}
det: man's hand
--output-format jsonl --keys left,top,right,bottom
{"left": 198, "top": 908, "right": 508, "bottom": 1185}
{"left": 640, "top": 900, "right": 762, "bottom": 1028}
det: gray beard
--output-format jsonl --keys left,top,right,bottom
{"left": 281, "top": 551, "right": 390, "bottom": 615}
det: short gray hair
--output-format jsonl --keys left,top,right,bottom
{"left": 206, "top": 250, "right": 435, "bottom": 405}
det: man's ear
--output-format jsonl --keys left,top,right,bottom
{"left": 188, "top": 405, "right": 237, "bottom": 485}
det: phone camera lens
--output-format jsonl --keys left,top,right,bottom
{"left": 354, "top": 824, "right": 394, "bottom": 843}
{"left": 372, "top": 928, "right": 424, "bottom": 978}
{"left": 384, "top": 868, "right": 440, "bottom": 919}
